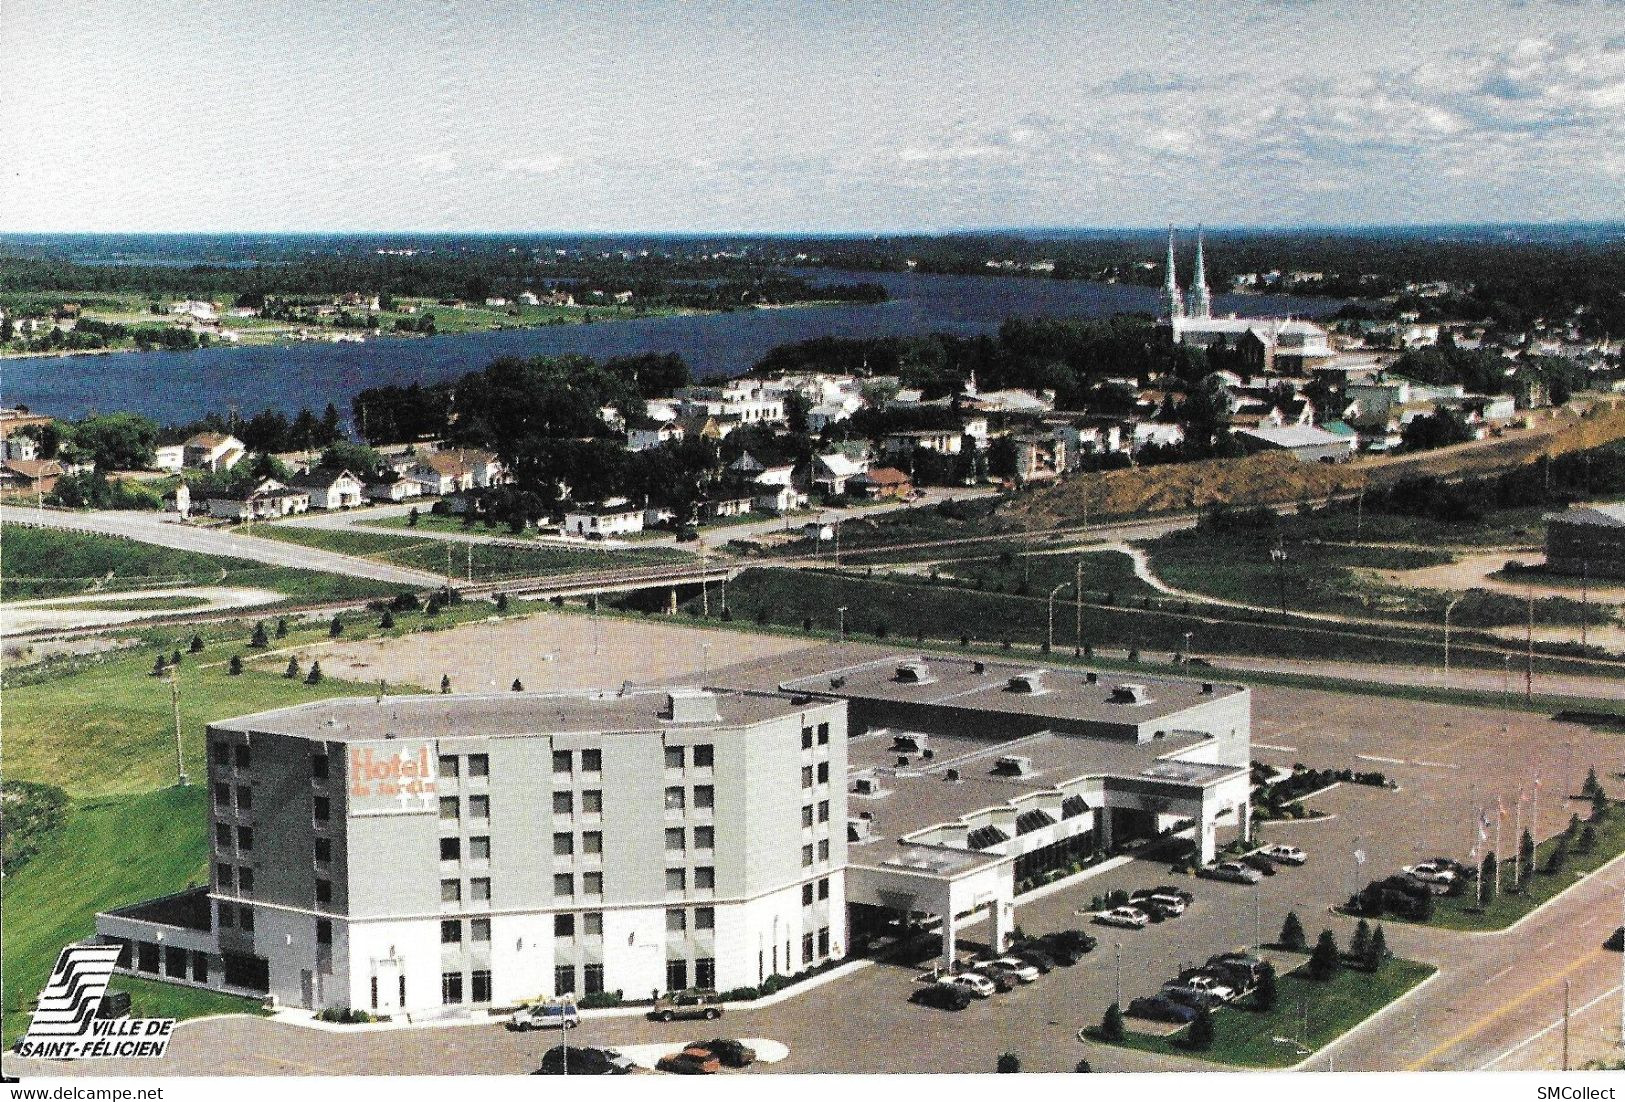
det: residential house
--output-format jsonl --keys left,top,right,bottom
{"left": 1235, "top": 424, "right": 1358, "bottom": 464}
{"left": 365, "top": 475, "right": 422, "bottom": 503}
{"left": 286, "top": 467, "right": 366, "bottom": 510}
{"left": 674, "top": 381, "right": 784, "bottom": 425}
{"left": 696, "top": 495, "right": 754, "bottom": 522}
{"left": 205, "top": 480, "right": 311, "bottom": 521}
{"left": 753, "top": 481, "right": 807, "bottom": 514}
{"left": 168, "top": 300, "right": 218, "bottom": 322}
{"left": 1011, "top": 433, "right": 1068, "bottom": 481}
{"left": 0, "top": 458, "right": 63, "bottom": 495}
{"left": 1130, "top": 422, "right": 1186, "bottom": 452}
{"left": 883, "top": 428, "right": 963, "bottom": 458}
{"left": 153, "top": 444, "right": 186, "bottom": 472}
{"left": 851, "top": 466, "right": 913, "bottom": 500}
{"left": 627, "top": 423, "right": 685, "bottom": 451}
{"left": 408, "top": 448, "right": 506, "bottom": 496}
{"left": 563, "top": 500, "right": 645, "bottom": 538}
{"left": 811, "top": 452, "right": 870, "bottom": 496}
{"left": 730, "top": 451, "right": 796, "bottom": 487}
{"left": 183, "top": 432, "right": 246, "bottom": 473}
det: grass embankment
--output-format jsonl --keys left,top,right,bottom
{"left": 254, "top": 523, "right": 689, "bottom": 580}
{"left": 0, "top": 526, "right": 410, "bottom": 604}
{"left": 366, "top": 511, "right": 539, "bottom": 540}
{"left": 935, "top": 549, "right": 1155, "bottom": 599}
{"left": 32, "top": 594, "right": 210, "bottom": 612}
{"left": 1104, "top": 955, "right": 1434, "bottom": 1068}
{"left": 677, "top": 567, "right": 1621, "bottom": 679}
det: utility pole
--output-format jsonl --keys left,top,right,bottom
{"left": 1074, "top": 555, "right": 1083, "bottom": 656}
{"left": 169, "top": 669, "right": 187, "bottom": 786}
{"left": 1581, "top": 560, "right": 1590, "bottom": 648}
{"left": 1114, "top": 943, "right": 1122, "bottom": 1007}
{"left": 1443, "top": 597, "right": 1461, "bottom": 691}
{"left": 1525, "top": 584, "right": 1534, "bottom": 703}
{"left": 1047, "top": 582, "right": 1070, "bottom": 651}
{"left": 1270, "top": 544, "right": 1288, "bottom": 621}
{"left": 466, "top": 542, "right": 472, "bottom": 583}
{"left": 1563, "top": 978, "right": 1571, "bottom": 1071}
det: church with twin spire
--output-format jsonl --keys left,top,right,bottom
{"left": 1160, "top": 225, "right": 1212, "bottom": 322}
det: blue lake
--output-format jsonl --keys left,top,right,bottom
{"left": 1, "top": 270, "right": 1336, "bottom": 424}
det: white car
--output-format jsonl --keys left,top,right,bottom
{"left": 1181, "top": 974, "right": 1237, "bottom": 1001}
{"left": 1094, "top": 906, "right": 1150, "bottom": 929}
{"left": 1204, "top": 861, "right": 1264, "bottom": 884}
{"left": 987, "top": 956, "right": 1041, "bottom": 983}
{"left": 1403, "top": 862, "right": 1456, "bottom": 885}
{"left": 1144, "top": 893, "right": 1188, "bottom": 916}
{"left": 947, "top": 972, "right": 997, "bottom": 998}
{"left": 1261, "top": 844, "right": 1308, "bottom": 865}
{"left": 508, "top": 1000, "right": 580, "bottom": 1031}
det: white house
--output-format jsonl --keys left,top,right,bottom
{"left": 205, "top": 480, "right": 310, "bottom": 521}
{"left": 168, "top": 300, "right": 218, "bottom": 322}
{"left": 287, "top": 467, "right": 366, "bottom": 510}
{"left": 183, "top": 432, "right": 246, "bottom": 473}
{"left": 753, "top": 482, "right": 807, "bottom": 514}
{"left": 1130, "top": 422, "right": 1186, "bottom": 452}
{"left": 628, "top": 423, "right": 685, "bottom": 452}
{"left": 563, "top": 501, "right": 645, "bottom": 538}
{"left": 811, "top": 452, "right": 869, "bottom": 496}
{"left": 409, "top": 448, "right": 506, "bottom": 495}
{"left": 365, "top": 476, "right": 421, "bottom": 503}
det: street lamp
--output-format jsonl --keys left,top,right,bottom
{"left": 836, "top": 605, "right": 848, "bottom": 639}
{"left": 1443, "top": 597, "right": 1462, "bottom": 690}
{"left": 1269, "top": 546, "right": 1288, "bottom": 620}
{"left": 1114, "top": 942, "right": 1122, "bottom": 1007}
{"left": 1047, "top": 581, "right": 1072, "bottom": 651}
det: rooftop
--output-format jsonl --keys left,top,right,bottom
{"left": 1548, "top": 502, "right": 1625, "bottom": 529}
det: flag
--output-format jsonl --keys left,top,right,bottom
{"left": 1353, "top": 849, "right": 1366, "bottom": 865}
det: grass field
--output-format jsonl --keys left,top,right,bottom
{"left": 256, "top": 522, "right": 689, "bottom": 580}
{"left": 366, "top": 510, "right": 539, "bottom": 539}
{"left": 0, "top": 526, "right": 410, "bottom": 603}
{"left": 32, "top": 594, "right": 211, "bottom": 612}
{"left": 936, "top": 549, "right": 1155, "bottom": 600}
{"left": 1102, "top": 955, "right": 1434, "bottom": 1068}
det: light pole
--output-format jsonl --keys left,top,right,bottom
{"left": 168, "top": 668, "right": 187, "bottom": 787}
{"left": 1074, "top": 555, "right": 1084, "bottom": 656}
{"left": 1047, "top": 582, "right": 1071, "bottom": 651}
{"left": 836, "top": 605, "right": 848, "bottom": 640}
{"left": 1183, "top": 630, "right": 1193, "bottom": 661}
{"left": 1114, "top": 942, "right": 1122, "bottom": 1007}
{"left": 1270, "top": 545, "right": 1288, "bottom": 621}
{"left": 700, "top": 642, "right": 712, "bottom": 683}
{"left": 1443, "top": 597, "right": 1462, "bottom": 690}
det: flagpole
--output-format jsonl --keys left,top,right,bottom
{"left": 1515, "top": 791, "right": 1524, "bottom": 888}
{"left": 1495, "top": 802, "right": 1504, "bottom": 898}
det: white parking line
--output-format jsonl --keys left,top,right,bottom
{"left": 1254, "top": 743, "right": 1298, "bottom": 753}
{"left": 1410, "top": 760, "right": 1461, "bottom": 770}
{"left": 1358, "top": 754, "right": 1407, "bottom": 765}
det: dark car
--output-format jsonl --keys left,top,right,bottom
{"left": 1240, "top": 853, "right": 1279, "bottom": 876}
{"left": 968, "top": 965, "right": 1015, "bottom": 993}
{"left": 649, "top": 990, "right": 724, "bottom": 1022}
{"left": 1161, "top": 985, "right": 1226, "bottom": 1011}
{"left": 534, "top": 1045, "right": 635, "bottom": 1076}
{"left": 1135, "top": 885, "right": 1195, "bottom": 905}
{"left": 688, "top": 1039, "right": 757, "bottom": 1068}
{"left": 657, "top": 1050, "right": 720, "bottom": 1075}
{"left": 1207, "top": 953, "right": 1269, "bottom": 991}
{"left": 1037, "top": 930, "right": 1096, "bottom": 964}
{"left": 1013, "top": 947, "right": 1056, "bottom": 974}
{"left": 910, "top": 982, "right": 974, "bottom": 1011}
{"left": 1128, "top": 995, "right": 1198, "bottom": 1024}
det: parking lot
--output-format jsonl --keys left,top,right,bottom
{"left": 11, "top": 682, "right": 1622, "bottom": 1076}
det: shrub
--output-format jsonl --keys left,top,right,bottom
{"left": 1074, "top": 1059, "right": 1092, "bottom": 1073}
{"left": 441, "top": 674, "right": 451, "bottom": 694}
{"left": 1584, "top": 767, "right": 1600, "bottom": 797}
{"left": 996, "top": 1052, "right": 1021, "bottom": 1074}
{"left": 250, "top": 622, "right": 269, "bottom": 648}
{"left": 1186, "top": 1007, "right": 1215, "bottom": 1050}
{"left": 1101, "top": 1002, "right": 1125, "bottom": 1042}
{"left": 1544, "top": 835, "right": 1570, "bottom": 875}
{"left": 1253, "top": 963, "right": 1278, "bottom": 1011}
{"left": 284, "top": 656, "right": 301, "bottom": 679}
{"left": 495, "top": 592, "right": 509, "bottom": 612}
{"left": 391, "top": 592, "right": 421, "bottom": 612}
{"left": 1349, "top": 919, "right": 1372, "bottom": 963}
{"left": 578, "top": 991, "right": 623, "bottom": 1009}
{"left": 379, "top": 610, "right": 395, "bottom": 630}
{"left": 151, "top": 653, "right": 168, "bottom": 677}
{"left": 189, "top": 634, "right": 204, "bottom": 653}
{"left": 171, "top": 648, "right": 182, "bottom": 668}
{"left": 275, "top": 618, "right": 288, "bottom": 638}
{"left": 1309, "top": 929, "right": 1341, "bottom": 980}
{"left": 718, "top": 986, "right": 759, "bottom": 1002}
{"left": 512, "top": 679, "right": 524, "bottom": 692}
{"left": 305, "top": 660, "right": 323, "bottom": 685}
{"left": 228, "top": 655, "right": 243, "bottom": 676}
{"left": 1364, "top": 925, "right": 1390, "bottom": 971}
{"left": 1579, "top": 824, "right": 1598, "bottom": 853}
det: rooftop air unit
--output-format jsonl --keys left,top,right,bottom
{"left": 993, "top": 755, "right": 1033, "bottom": 777}
{"left": 854, "top": 777, "right": 875, "bottom": 796}
{"left": 666, "top": 689, "right": 720, "bottom": 723}
{"left": 1109, "top": 683, "right": 1149, "bottom": 704}
{"left": 891, "top": 732, "right": 928, "bottom": 754}
{"left": 1085, "top": 671, "right": 1099, "bottom": 684}
{"left": 1006, "top": 671, "right": 1044, "bottom": 694}
{"left": 894, "top": 661, "right": 931, "bottom": 684}
{"left": 848, "top": 818, "right": 872, "bottom": 843}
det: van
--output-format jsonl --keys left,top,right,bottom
{"left": 649, "top": 990, "right": 724, "bottom": 1022}
{"left": 509, "top": 998, "right": 580, "bottom": 1031}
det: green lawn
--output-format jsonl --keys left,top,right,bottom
{"left": 1408, "top": 800, "right": 1625, "bottom": 932}
{"left": 255, "top": 522, "right": 690, "bottom": 580}
{"left": 33, "top": 594, "right": 210, "bottom": 612}
{"left": 937, "top": 549, "right": 1155, "bottom": 601}
{"left": 0, "top": 526, "right": 410, "bottom": 604}
{"left": 1103, "top": 956, "right": 1434, "bottom": 1068}
{"left": 366, "top": 510, "right": 539, "bottom": 540}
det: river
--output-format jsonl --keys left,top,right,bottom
{"left": 0, "top": 270, "right": 1336, "bottom": 424}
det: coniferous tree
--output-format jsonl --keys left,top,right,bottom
{"left": 1101, "top": 1002, "right": 1125, "bottom": 1042}
{"left": 440, "top": 674, "right": 452, "bottom": 694}
{"left": 1279, "top": 911, "right": 1307, "bottom": 951}
{"left": 1309, "top": 929, "right": 1341, "bottom": 980}
{"left": 1253, "top": 962, "right": 1278, "bottom": 1010}
{"left": 189, "top": 634, "right": 204, "bottom": 653}
{"left": 1187, "top": 1007, "right": 1215, "bottom": 1050}
{"left": 250, "top": 621, "right": 270, "bottom": 648}
{"left": 306, "top": 660, "right": 323, "bottom": 685}
{"left": 228, "top": 655, "right": 243, "bottom": 676}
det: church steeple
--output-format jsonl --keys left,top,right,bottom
{"left": 1190, "top": 225, "right": 1212, "bottom": 319}
{"left": 1162, "top": 225, "right": 1185, "bottom": 320}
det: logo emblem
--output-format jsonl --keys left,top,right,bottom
{"left": 13, "top": 946, "right": 174, "bottom": 1060}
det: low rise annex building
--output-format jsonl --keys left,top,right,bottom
{"left": 94, "top": 649, "right": 1253, "bottom": 1011}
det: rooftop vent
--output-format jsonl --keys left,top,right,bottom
{"left": 992, "top": 755, "right": 1033, "bottom": 777}
{"left": 967, "top": 825, "right": 1010, "bottom": 851}
{"left": 1061, "top": 794, "right": 1089, "bottom": 819}
{"left": 972, "top": 660, "right": 987, "bottom": 674}
{"left": 1006, "top": 671, "right": 1044, "bottom": 694}
{"left": 921, "top": 748, "right": 934, "bottom": 760}
{"left": 895, "top": 755, "right": 910, "bottom": 767}
{"left": 854, "top": 777, "right": 875, "bottom": 796}
{"left": 830, "top": 675, "right": 847, "bottom": 689}
{"left": 848, "top": 818, "right": 871, "bottom": 843}
{"left": 1085, "top": 671, "right": 1099, "bottom": 685}
{"left": 667, "top": 689, "right": 719, "bottom": 724}
{"left": 1201, "top": 682, "right": 1214, "bottom": 694}
{"left": 894, "top": 661, "right": 932, "bottom": 684}
{"left": 1109, "top": 683, "right": 1150, "bottom": 705}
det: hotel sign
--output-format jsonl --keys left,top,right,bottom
{"left": 349, "top": 740, "right": 439, "bottom": 815}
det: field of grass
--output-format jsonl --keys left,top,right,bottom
{"left": 936, "top": 549, "right": 1155, "bottom": 600}
{"left": 256, "top": 522, "right": 689, "bottom": 579}
{"left": 366, "top": 510, "right": 539, "bottom": 540}
{"left": 32, "top": 594, "right": 210, "bottom": 612}
{"left": 1103, "top": 956, "right": 1434, "bottom": 1068}
{"left": 0, "top": 526, "right": 411, "bottom": 604}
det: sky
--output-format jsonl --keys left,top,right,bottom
{"left": 3, "top": 0, "right": 1623, "bottom": 233}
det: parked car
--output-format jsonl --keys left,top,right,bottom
{"left": 948, "top": 972, "right": 997, "bottom": 998}
{"left": 1169, "top": 974, "right": 1236, "bottom": 1002}
{"left": 1133, "top": 885, "right": 1195, "bottom": 905}
{"left": 986, "top": 956, "right": 1041, "bottom": 983}
{"left": 1012, "top": 947, "right": 1057, "bottom": 974}
{"left": 688, "top": 1039, "right": 756, "bottom": 1068}
{"left": 1261, "top": 843, "right": 1308, "bottom": 865}
{"left": 1095, "top": 905, "right": 1150, "bottom": 928}
{"left": 1424, "top": 856, "right": 1476, "bottom": 879}
{"left": 1207, "top": 953, "right": 1270, "bottom": 991}
{"left": 1128, "top": 995, "right": 1198, "bottom": 1024}
{"left": 509, "top": 999, "right": 580, "bottom": 1031}
{"left": 534, "top": 1045, "right": 635, "bottom": 1075}
{"left": 1160, "top": 984, "right": 1227, "bottom": 1010}
{"left": 1035, "top": 930, "right": 1096, "bottom": 964}
{"left": 911, "top": 982, "right": 973, "bottom": 1011}
{"left": 1140, "top": 893, "right": 1187, "bottom": 917}
{"left": 649, "top": 990, "right": 724, "bottom": 1022}
{"left": 1402, "top": 862, "right": 1457, "bottom": 886}
{"left": 967, "top": 966, "right": 1014, "bottom": 993}
{"left": 657, "top": 1049, "right": 721, "bottom": 1075}
{"left": 1200, "top": 861, "right": 1264, "bottom": 884}
{"left": 1240, "top": 853, "right": 1278, "bottom": 876}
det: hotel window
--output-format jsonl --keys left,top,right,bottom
{"left": 470, "top": 918, "right": 490, "bottom": 943}
{"left": 694, "top": 826, "right": 714, "bottom": 850}
{"left": 317, "top": 919, "right": 332, "bottom": 945}
{"left": 819, "top": 927, "right": 830, "bottom": 956}
{"left": 818, "top": 839, "right": 830, "bottom": 861}
{"left": 554, "top": 965, "right": 576, "bottom": 995}
{"left": 236, "top": 826, "right": 253, "bottom": 851}
{"left": 800, "top": 766, "right": 814, "bottom": 788}
{"left": 439, "top": 837, "right": 460, "bottom": 861}
{"left": 818, "top": 877, "right": 829, "bottom": 900}
{"left": 471, "top": 970, "right": 492, "bottom": 1003}
{"left": 695, "top": 958, "right": 715, "bottom": 989}
{"left": 665, "top": 828, "right": 686, "bottom": 852}
{"left": 802, "top": 806, "right": 814, "bottom": 828}
{"left": 441, "top": 879, "right": 462, "bottom": 903}
{"left": 469, "top": 836, "right": 490, "bottom": 861}
{"left": 583, "top": 871, "right": 603, "bottom": 896}
{"left": 664, "top": 746, "right": 685, "bottom": 770}
{"left": 311, "top": 753, "right": 329, "bottom": 780}
{"left": 695, "top": 906, "right": 714, "bottom": 930}
{"left": 816, "top": 762, "right": 829, "bottom": 784}
{"left": 817, "top": 722, "right": 830, "bottom": 745}
{"left": 693, "top": 744, "right": 713, "bottom": 768}
{"left": 802, "top": 844, "right": 814, "bottom": 867}
{"left": 694, "top": 867, "right": 714, "bottom": 890}
{"left": 581, "top": 749, "right": 602, "bottom": 773}
{"left": 803, "top": 933, "right": 815, "bottom": 962}
{"left": 470, "top": 877, "right": 491, "bottom": 902}
{"left": 552, "top": 791, "right": 573, "bottom": 816}
{"left": 666, "top": 869, "right": 687, "bottom": 892}
{"left": 215, "top": 823, "right": 231, "bottom": 848}
{"left": 694, "top": 785, "right": 713, "bottom": 810}
{"left": 237, "top": 868, "right": 254, "bottom": 893}
{"left": 583, "top": 912, "right": 603, "bottom": 937}
{"left": 440, "top": 797, "right": 460, "bottom": 820}
{"left": 553, "top": 750, "right": 573, "bottom": 776}
{"left": 316, "top": 879, "right": 332, "bottom": 905}
{"left": 440, "top": 920, "right": 462, "bottom": 944}
{"left": 214, "top": 783, "right": 230, "bottom": 806}
{"left": 582, "top": 831, "right": 602, "bottom": 856}
{"left": 818, "top": 800, "right": 829, "bottom": 824}
{"left": 315, "top": 837, "right": 332, "bottom": 863}
{"left": 582, "top": 790, "right": 603, "bottom": 815}
{"left": 468, "top": 795, "right": 489, "bottom": 819}
{"left": 219, "top": 903, "right": 235, "bottom": 928}
{"left": 239, "top": 905, "right": 254, "bottom": 932}
{"left": 468, "top": 754, "right": 489, "bottom": 778}
{"left": 801, "top": 726, "right": 814, "bottom": 750}
{"left": 554, "top": 874, "right": 574, "bottom": 898}
{"left": 666, "top": 960, "right": 688, "bottom": 991}
{"left": 802, "top": 883, "right": 814, "bottom": 906}
{"left": 217, "top": 864, "right": 234, "bottom": 890}
{"left": 234, "top": 745, "right": 251, "bottom": 770}
{"left": 441, "top": 972, "right": 464, "bottom": 1005}
{"left": 666, "top": 908, "right": 686, "bottom": 932}
{"left": 554, "top": 914, "right": 575, "bottom": 937}
{"left": 583, "top": 964, "right": 604, "bottom": 995}
{"left": 439, "top": 754, "right": 459, "bottom": 778}
{"left": 664, "top": 786, "right": 685, "bottom": 812}
{"left": 553, "top": 833, "right": 573, "bottom": 857}
{"left": 313, "top": 795, "right": 330, "bottom": 823}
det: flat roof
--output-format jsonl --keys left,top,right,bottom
{"left": 210, "top": 687, "right": 819, "bottom": 743}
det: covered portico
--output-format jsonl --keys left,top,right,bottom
{"left": 847, "top": 848, "right": 1015, "bottom": 971}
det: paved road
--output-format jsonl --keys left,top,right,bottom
{"left": 1, "top": 506, "right": 443, "bottom": 587}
